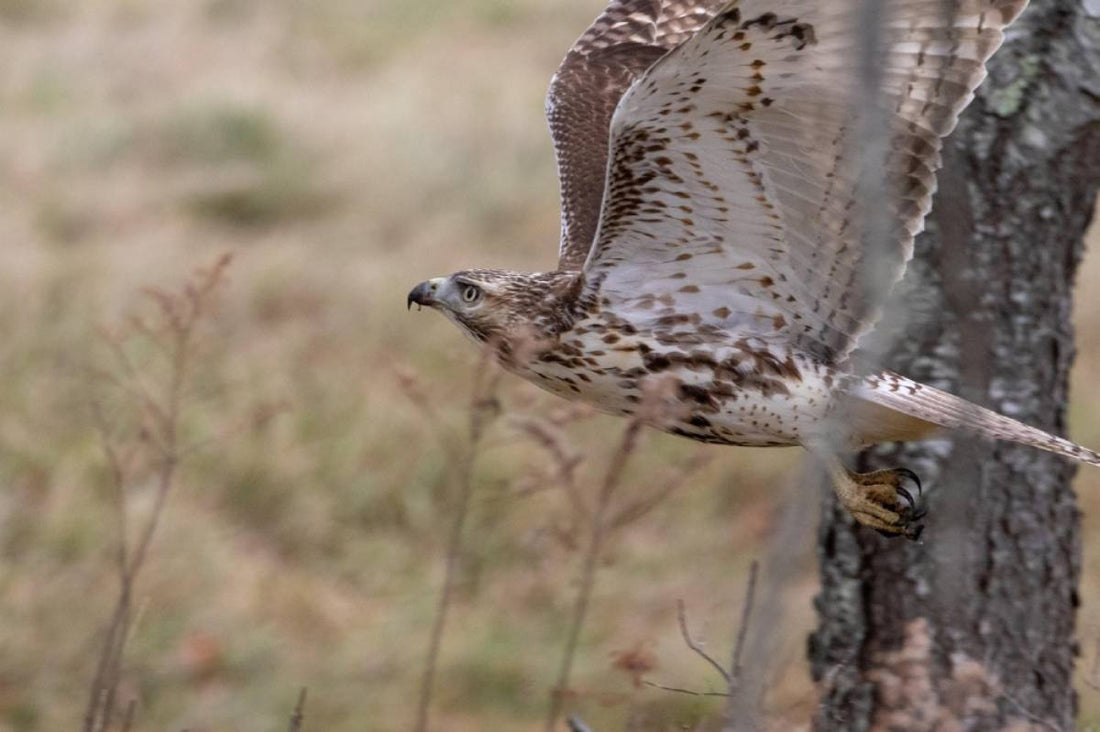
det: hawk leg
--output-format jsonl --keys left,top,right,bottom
{"left": 826, "top": 460, "right": 925, "bottom": 540}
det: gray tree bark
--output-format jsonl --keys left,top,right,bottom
{"left": 809, "top": 1, "right": 1100, "bottom": 730}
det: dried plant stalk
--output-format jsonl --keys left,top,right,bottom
{"left": 287, "top": 688, "right": 308, "bottom": 732}
{"left": 543, "top": 394, "right": 662, "bottom": 730}
{"left": 82, "top": 255, "right": 232, "bottom": 732}
{"left": 414, "top": 343, "right": 503, "bottom": 732}
{"left": 643, "top": 559, "right": 760, "bottom": 707}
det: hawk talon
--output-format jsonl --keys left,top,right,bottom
{"left": 894, "top": 467, "right": 922, "bottom": 498}
{"left": 827, "top": 463, "right": 926, "bottom": 541}
{"left": 891, "top": 471, "right": 925, "bottom": 515}
{"left": 894, "top": 483, "right": 915, "bottom": 508}
{"left": 878, "top": 520, "right": 924, "bottom": 542}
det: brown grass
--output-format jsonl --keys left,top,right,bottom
{"left": 0, "top": 1, "right": 1097, "bottom": 730}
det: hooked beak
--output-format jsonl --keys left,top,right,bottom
{"left": 407, "top": 278, "right": 444, "bottom": 311}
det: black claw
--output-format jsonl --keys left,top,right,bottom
{"left": 895, "top": 468, "right": 922, "bottom": 498}
{"left": 875, "top": 513, "right": 926, "bottom": 541}
{"left": 894, "top": 484, "right": 915, "bottom": 508}
{"left": 858, "top": 467, "right": 928, "bottom": 541}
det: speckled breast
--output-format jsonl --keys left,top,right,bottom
{"left": 516, "top": 320, "right": 838, "bottom": 448}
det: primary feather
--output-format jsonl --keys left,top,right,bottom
{"left": 584, "top": 0, "right": 1027, "bottom": 362}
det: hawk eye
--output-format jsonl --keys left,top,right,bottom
{"left": 461, "top": 284, "right": 482, "bottom": 304}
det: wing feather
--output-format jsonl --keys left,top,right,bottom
{"left": 582, "top": 0, "right": 1027, "bottom": 361}
{"left": 548, "top": 0, "right": 728, "bottom": 271}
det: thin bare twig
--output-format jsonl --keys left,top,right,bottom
{"left": 119, "top": 700, "right": 137, "bottom": 732}
{"left": 288, "top": 687, "right": 308, "bottom": 732}
{"left": 89, "top": 402, "right": 131, "bottom": 578}
{"left": 643, "top": 680, "right": 729, "bottom": 697}
{"left": 677, "top": 599, "right": 731, "bottom": 683}
{"left": 567, "top": 715, "right": 594, "bottom": 732}
{"left": 96, "top": 325, "right": 170, "bottom": 433}
{"left": 176, "top": 399, "right": 289, "bottom": 460}
{"left": 414, "top": 343, "right": 503, "bottom": 732}
{"left": 723, "top": 559, "right": 764, "bottom": 730}
{"left": 542, "top": 379, "right": 682, "bottom": 730}
{"left": 608, "top": 452, "right": 710, "bottom": 531}
{"left": 729, "top": 559, "right": 759, "bottom": 688}
{"left": 647, "top": 560, "right": 760, "bottom": 712}
{"left": 395, "top": 366, "right": 462, "bottom": 464}
{"left": 510, "top": 415, "right": 588, "bottom": 525}
{"left": 544, "top": 410, "right": 648, "bottom": 731}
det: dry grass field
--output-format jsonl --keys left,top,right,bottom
{"left": 0, "top": 1, "right": 1098, "bottom": 729}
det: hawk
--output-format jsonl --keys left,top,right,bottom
{"left": 408, "top": 0, "right": 1099, "bottom": 538}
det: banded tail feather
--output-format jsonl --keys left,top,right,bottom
{"left": 854, "top": 371, "right": 1100, "bottom": 466}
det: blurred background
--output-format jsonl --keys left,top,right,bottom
{"left": 0, "top": 0, "right": 1098, "bottom": 729}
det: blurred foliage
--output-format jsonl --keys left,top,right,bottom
{"left": 184, "top": 165, "right": 336, "bottom": 228}
{"left": 157, "top": 104, "right": 282, "bottom": 165}
{"left": 0, "top": 0, "right": 60, "bottom": 25}
{"left": 0, "top": 0, "right": 1097, "bottom": 730}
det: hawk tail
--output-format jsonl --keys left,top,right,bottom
{"left": 850, "top": 371, "right": 1100, "bottom": 466}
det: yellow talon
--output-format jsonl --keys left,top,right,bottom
{"left": 826, "top": 460, "right": 925, "bottom": 540}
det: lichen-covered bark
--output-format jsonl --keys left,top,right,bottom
{"left": 809, "top": 1, "right": 1100, "bottom": 729}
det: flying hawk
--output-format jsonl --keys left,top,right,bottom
{"left": 408, "top": 0, "right": 1099, "bottom": 538}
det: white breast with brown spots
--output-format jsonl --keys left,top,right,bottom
{"left": 516, "top": 315, "right": 839, "bottom": 448}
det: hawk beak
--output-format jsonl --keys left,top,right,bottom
{"left": 407, "top": 279, "right": 441, "bottom": 311}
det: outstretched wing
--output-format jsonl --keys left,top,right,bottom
{"left": 548, "top": 0, "right": 728, "bottom": 272}
{"left": 584, "top": 0, "right": 1027, "bottom": 361}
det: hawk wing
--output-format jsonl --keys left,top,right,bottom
{"left": 582, "top": 0, "right": 1027, "bottom": 362}
{"left": 548, "top": 0, "right": 728, "bottom": 272}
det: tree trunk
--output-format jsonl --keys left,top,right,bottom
{"left": 809, "top": 1, "right": 1100, "bottom": 729}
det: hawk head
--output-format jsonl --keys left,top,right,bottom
{"left": 407, "top": 268, "right": 585, "bottom": 349}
